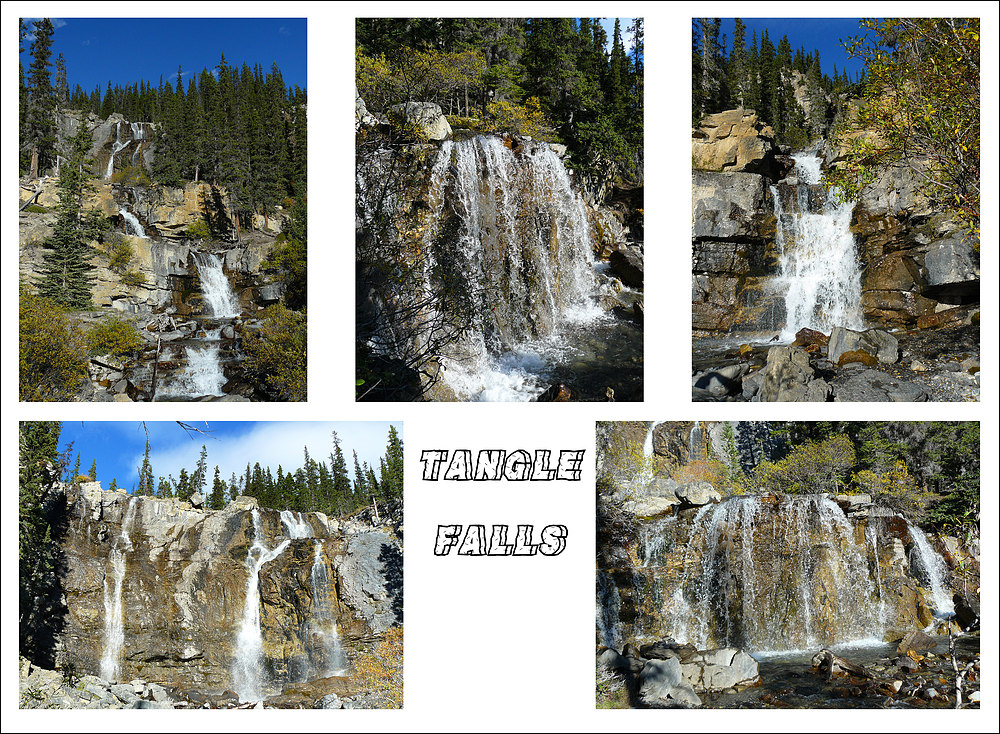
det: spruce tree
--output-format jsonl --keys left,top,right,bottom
{"left": 138, "top": 438, "right": 155, "bottom": 496}
{"left": 24, "top": 18, "right": 57, "bottom": 176}
{"left": 37, "top": 121, "right": 103, "bottom": 308}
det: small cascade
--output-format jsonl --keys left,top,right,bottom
{"left": 158, "top": 253, "right": 240, "bottom": 399}
{"left": 106, "top": 121, "right": 131, "bottom": 179}
{"left": 907, "top": 523, "right": 955, "bottom": 618}
{"left": 195, "top": 253, "right": 240, "bottom": 318}
{"left": 232, "top": 509, "right": 291, "bottom": 702}
{"left": 659, "top": 495, "right": 884, "bottom": 652}
{"left": 772, "top": 150, "right": 864, "bottom": 341}
{"left": 280, "top": 510, "right": 313, "bottom": 539}
{"left": 100, "top": 498, "right": 137, "bottom": 681}
{"left": 309, "top": 542, "right": 349, "bottom": 676}
{"left": 688, "top": 421, "right": 704, "bottom": 461}
{"left": 119, "top": 207, "right": 148, "bottom": 239}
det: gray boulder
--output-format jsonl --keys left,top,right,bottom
{"left": 609, "top": 247, "right": 643, "bottom": 288}
{"left": 692, "top": 171, "right": 769, "bottom": 241}
{"left": 388, "top": 102, "right": 452, "bottom": 142}
{"left": 923, "top": 233, "right": 979, "bottom": 292}
{"left": 828, "top": 327, "right": 899, "bottom": 365}
{"left": 833, "top": 369, "right": 929, "bottom": 402}
{"left": 680, "top": 648, "right": 761, "bottom": 692}
{"left": 674, "top": 481, "right": 721, "bottom": 507}
{"left": 757, "top": 346, "right": 830, "bottom": 402}
{"left": 639, "top": 657, "right": 702, "bottom": 707}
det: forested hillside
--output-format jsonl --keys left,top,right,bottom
{"left": 357, "top": 17, "right": 643, "bottom": 183}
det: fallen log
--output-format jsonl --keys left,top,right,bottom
{"left": 811, "top": 649, "right": 877, "bottom": 681}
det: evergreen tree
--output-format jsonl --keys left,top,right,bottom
{"left": 191, "top": 445, "right": 208, "bottom": 497}
{"left": 37, "top": 121, "right": 104, "bottom": 307}
{"left": 18, "top": 421, "right": 65, "bottom": 665}
{"left": 329, "top": 432, "right": 352, "bottom": 515}
{"left": 137, "top": 438, "right": 155, "bottom": 496}
{"left": 23, "top": 19, "right": 57, "bottom": 176}
{"left": 381, "top": 426, "right": 404, "bottom": 500}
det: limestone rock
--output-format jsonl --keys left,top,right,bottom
{"left": 674, "top": 481, "right": 721, "bottom": 507}
{"left": 692, "top": 171, "right": 771, "bottom": 241}
{"left": 639, "top": 657, "right": 702, "bottom": 707}
{"left": 756, "top": 346, "right": 830, "bottom": 402}
{"left": 388, "top": 102, "right": 452, "bottom": 142}
{"left": 828, "top": 327, "right": 899, "bottom": 365}
{"left": 609, "top": 247, "right": 643, "bottom": 288}
{"left": 692, "top": 109, "right": 778, "bottom": 177}
{"left": 680, "top": 648, "right": 760, "bottom": 692}
{"left": 832, "top": 369, "right": 929, "bottom": 402}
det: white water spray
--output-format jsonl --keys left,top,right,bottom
{"left": 106, "top": 121, "right": 130, "bottom": 179}
{"left": 233, "top": 509, "right": 291, "bottom": 702}
{"left": 772, "top": 152, "right": 864, "bottom": 341}
{"left": 100, "top": 498, "right": 137, "bottom": 681}
{"left": 280, "top": 510, "right": 313, "bottom": 539}
{"left": 119, "top": 207, "right": 147, "bottom": 239}
{"left": 907, "top": 523, "right": 955, "bottom": 617}
{"left": 309, "top": 542, "right": 348, "bottom": 676}
{"left": 195, "top": 253, "right": 240, "bottom": 318}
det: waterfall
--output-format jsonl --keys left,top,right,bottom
{"left": 100, "top": 498, "right": 137, "bottom": 681}
{"left": 177, "top": 343, "right": 227, "bottom": 396}
{"left": 119, "top": 207, "right": 147, "bottom": 239}
{"left": 106, "top": 121, "right": 130, "bottom": 179}
{"left": 659, "top": 495, "right": 883, "bottom": 652}
{"left": 194, "top": 253, "right": 240, "bottom": 318}
{"left": 772, "top": 151, "right": 864, "bottom": 341}
{"left": 688, "top": 421, "right": 704, "bottom": 461}
{"left": 309, "top": 542, "right": 348, "bottom": 676}
{"left": 280, "top": 510, "right": 313, "bottom": 539}
{"left": 597, "top": 570, "right": 623, "bottom": 650}
{"left": 907, "top": 523, "right": 955, "bottom": 617}
{"left": 365, "top": 135, "right": 605, "bottom": 401}
{"left": 233, "top": 509, "right": 291, "bottom": 702}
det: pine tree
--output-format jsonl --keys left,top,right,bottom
{"left": 137, "top": 438, "right": 155, "bottom": 496}
{"left": 191, "top": 445, "right": 208, "bottom": 497}
{"left": 23, "top": 19, "right": 57, "bottom": 176}
{"left": 37, "top": 121, "right": 104, "bottom": 307}
{"left": 381, "top": 426, "right": 404, "bottom": 500}
{"left": 330, "top": 432, "right": 352, "bottom": 516}
{"left": 18, "top": 421, "right": 64, "bottom": 665}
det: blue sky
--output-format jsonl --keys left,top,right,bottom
{"left": 58, "top": 421, "right": 400, "bottom": 491}
{"left": 19, "top": 17, "right": 307, "bottom": 93}
{"left": 716, "top": 18, "right": 866, "bottom": 80}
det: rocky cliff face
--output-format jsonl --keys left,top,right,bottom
{"left": 51, "top": 484, "right": 401, "bottom": 699}
{"left": 691, "top": 107, "right": 980, "bottom": 335}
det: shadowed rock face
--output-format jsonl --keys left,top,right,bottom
{"left": 53, "top": 484, "right": 400, "bottom": 696}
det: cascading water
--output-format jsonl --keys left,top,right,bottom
{"left": 772, "top": 150, "right": 864, "bottom": 341}
{"left": 280, "top": 510, "right": 313, "bottom": 539}
{"left": 100, "top": 498, "right": 137, "bottom": 681}
{"left": 367, "top": 135, "right": 617, "bottom": 401}
{"left": 232, "top": 509, "right": 291, "bottom": 702}
{"left": 106, "top": 121, "right": 131, "bottom": 179}
{"left": 907, "top": 522, "right": 955, "bottom": 618}
{"left": 196, "top": 253, "right": 241, "bottom": 318}
{"left": 689, "top": 421, "right": 704, "bottom": 461}
{"left": 119, "top": 207, "right": 147, "bottom": 239}
{"left": 160, "top": 253, "right": 240, "bottom": 399}
{"left": 657, "top": 495, "right": 884, "bottom": 652}
{"left": 309, "top": 542, "right": 348, "bottom": 676}
{"left": 597, "top": 570, "right": 623, "bottom": 651}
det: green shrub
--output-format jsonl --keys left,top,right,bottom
{"left": 19, "top": 287, "right": 88, "bottom": 401}
{"left": 111, "top": 165, "right": 152, "bottom": 187}
{"left": 241, "top": 304, "right": 307, "bottom": 401}
{"left": 184, "top": 220, "right": 211, "bottom": 240}
{"left": 104, "top": 232, "right": 134, "bottom": 273}
{"left": 121, "top": 270, "right": 146, "bottom": 287}
{"left": 25, "top": 204, "right": 48, "bottom": 213}
{"left": 86, "top": 316, "right": 143, "bottom": 357}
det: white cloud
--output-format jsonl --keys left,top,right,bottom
{"left": 137, "top": 422, "right": 400, "bottom": 489}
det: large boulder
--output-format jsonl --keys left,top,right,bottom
{"left": 692, "top": 109, "right": 778, "bottom": 177}
{"left": 674, "top": 481, "right": 721, "bottom": 507}
{"left": 609, "top": 247, "right": 643, "bottom": 288}
{"left": 756, "top": 346, "right": 830, "bottom": 402}
{"left": 923, "top": 233, "right": 979, "bottom": 296}
{"left": 828, "top": 327, "right": 899, "bottom": 366}
{"left": 638, "top": 657, "right": 702, "bottom": 707}
{"left": 680, "top": 648, "right": 760, "bottom": 692}
{"left": 388, "top": 102, "right": 452, "bottom": 142}
{"left": 832, "top": 369, "right": 928, "bottom": 402}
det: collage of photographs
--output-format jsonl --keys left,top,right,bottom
{"left": 5, "top": 4, "right": 996, "bottom": 731}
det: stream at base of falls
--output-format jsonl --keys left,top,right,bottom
{"left": 699, "top": 635, "right": 980, "bottom": 709}
{"left": 441, "top": 311, "right": 643, "bottom": 401}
